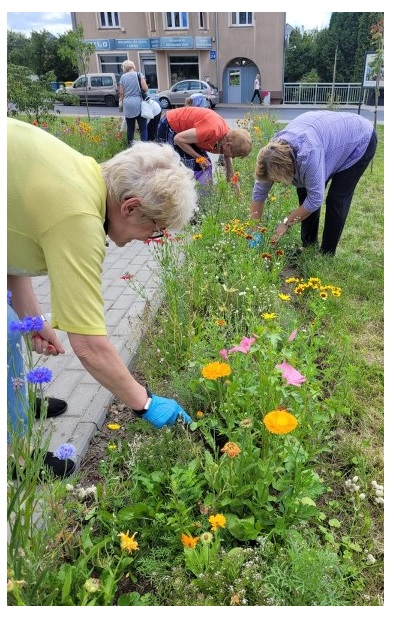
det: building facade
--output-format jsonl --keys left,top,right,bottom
{"left": 70, "top": 12, "right": 286, "bottom": 103}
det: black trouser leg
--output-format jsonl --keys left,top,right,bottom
{"left": 320, "top": 130, "right": 377, "bottom": 255}
{"left": 298, "top": 187, "right": 320, "bottom": 247}
{"left": 125, "top": 116, "right": 136, "bottom": 145}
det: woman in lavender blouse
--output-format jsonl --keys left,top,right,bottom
{"left": 250, "top": 111, "right": 377, "bottom": 255}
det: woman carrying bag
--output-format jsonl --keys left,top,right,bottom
{"left": 118, "top": 60, "right": 148, "bottom": 146}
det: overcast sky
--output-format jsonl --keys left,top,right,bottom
{"left": 6, "top": 11, "right": 333, "bottom": 37}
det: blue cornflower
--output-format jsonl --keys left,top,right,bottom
{"left": 7, "top": 290, "right": 12, "bottom": 305}
{"left": 26, "top": 366, "right": 53, "bottom": 384}
{"left": 9, "top": 315, "right": 44, "bottom": 334}
{"left": 53, "top": 444, "right": 76, "bottom": 460}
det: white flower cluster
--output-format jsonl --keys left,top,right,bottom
{"left": 66, "top": 483, "right": 97, "bottom": 501}
{"left": 344, "top": 475, "right": 365, "bottom": 499}
{"left": 371, "top": 480, "right": 384, "bottom": 505}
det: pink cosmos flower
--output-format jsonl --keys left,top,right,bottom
{"left": 228, "top": 336, "right": 256, "bottom": 355}
{"left": 275, "top": 361, "right": 306, "bottom": 386}
{"left": 220, "top": 348, "right": 229, "bottom": 360}
{"left": 288, "top": 329, "right": 298, "bottom": 342}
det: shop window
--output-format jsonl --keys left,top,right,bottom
{"left": 141, "top": 56, "right": 158, "bottom": 89}
{"left": 98, "top": 54, "right": 127, "bottom": 75}
{"left": 169, "top": 56, "right": 198, "bottom": 84}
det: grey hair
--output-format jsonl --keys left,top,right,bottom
{"left": 100, "top": 142, "right": 198, "bottom": 229}
{"left": 122, "top": 60, "right": 136, "bottom": 72}
{"left": 255, "top": 140, "right": 295, "bottom": 183}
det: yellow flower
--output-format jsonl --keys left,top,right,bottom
{"left": 107, "top": 443, "right": 117, "bottom": 450}
{"left": 201, "top": 361, "right": 232, "bottom": 380}
{"left": 193, "top": 233, "right": 202, "bottom": 240}
{"left": 221, "top": 441, "right": 241, "bottom": 458}
{"left": 279, "top": 293, "right": 291, "bottom": 301}
{"left": 263, "top": 408, "right": 298, "bottom": 434}
{"left": 209, "top": 513, "right": 227, "bottom": 531}
{"left": 320, "top": 291, "right": 328, "bottom": 300}
{"left": 181, "top": 533, "right": 199, "bottom": 548}
{"left": 230, "top": 593, "right": 241, "bottom": 605}
{"left": 196, "top": 410, "right": 205, "bottom": 418}
{"left": 261, "top": 312, "right": 276, "bottom": 320}
{"left": 107, "top": 423, "right": 121, "bottom": 430}
{"left": 118, "top": 531, "right": 139, "bottom": 553}
{"left": 215, "top": 319, "right": 226, "bottom": 326}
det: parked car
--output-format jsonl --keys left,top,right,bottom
{"left": 64, "top": 73, "right": 121, "bottom": 107}
{"left": 156, "top": 79, "right": 219, "bottom": 109}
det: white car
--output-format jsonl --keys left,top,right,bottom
{"left": 156, "top": 79, "right": 219, "bottom": 109}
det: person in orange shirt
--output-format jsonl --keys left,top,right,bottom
{"left": 157, "top": 107, "right": 251, "bottom": 193}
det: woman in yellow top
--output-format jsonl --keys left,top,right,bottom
{"left": 7, "top": 118, "right": 197, "bottom": 475}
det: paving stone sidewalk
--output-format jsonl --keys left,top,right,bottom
{"left": 32, "top": 239, "right": 164, "bottom": 468}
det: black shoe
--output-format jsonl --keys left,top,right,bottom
{"left": 35, "top": 397, "right": 68, "bottom": 419}
{"left": 10, "top": 450, "right": 76, "bottom": 481}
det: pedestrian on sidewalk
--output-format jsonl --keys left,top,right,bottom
{"left": 250, "top": 74, "right": 263, "bottom": 104}
{"left": 249, "top": 110, "right": 377, "bottom": 256}
{"left": 157, "top": 106, "right": 252, "bottom": 195}
{"left": 8, "top": 118, "right": 198, "bottom": 451}
{"left": 118, "top": 60, "right": 149, "bottom": 146}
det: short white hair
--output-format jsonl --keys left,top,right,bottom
{"left": 101, "top": 142, "right": 198, "bottom": 229}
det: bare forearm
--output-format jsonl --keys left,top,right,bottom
{"left": 250, "top": 200, "right": 264, "bottom": 220}
{"left": 7, "top": 275, "right": 42, "bottom": 317}
{"left": 224, "top": 156, "right": 233, "bottom": 182}
{"left": 173, "top": 135, "right": 202, "bottom": 159}
{"left": 68, "top": 333, "right": 148, "bottom": 410}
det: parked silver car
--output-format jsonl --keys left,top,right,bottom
{"left": 156, "top": 79, "right": 219, "bottom": 109}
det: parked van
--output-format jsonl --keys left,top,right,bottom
{"left": 65, "top": 73, "right": 120, "bottom": 107}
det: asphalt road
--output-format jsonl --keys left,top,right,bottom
{"left": 54, "top": 102, "right": 384, "bottom": 125}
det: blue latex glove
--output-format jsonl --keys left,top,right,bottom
{"left": 142, "top": 394, "right": 192, "bottom": 428}
{"left": 248, "top": 232, "right": 263, "bottom": 248}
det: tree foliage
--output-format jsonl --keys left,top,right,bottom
{"left": 285, "top": 12, "right": 384, "bottom": 83}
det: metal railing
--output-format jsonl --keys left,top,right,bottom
{"left": 283, "top": 83, "right": 362, "bottom": 105}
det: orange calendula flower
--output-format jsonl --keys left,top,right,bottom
{"left": 231, "top": 173, "right": 239, "bottom": 183}
{"left": 221, "top": 441, "right": 241, "bottom": 458}
{"left": 263, "top": 408, "right": 298, "bottom": 434}
{"left": 107, "top": 423, "right": 121, "bottom": 430}
{"left": 195, "top": 156, "right": 206, "bottom": 164}
{"left": 201, "top": 361, "right": 232, "bottom": 380}
{"left": 118, "top": 531, "right": 139, "bottom": 553}
{"left": 209, "top": 513, "right": 227, "bottom": 531}
{"left": 181, "top": 533, "right": 199, "bottom": 548}
{"left": 215, "top": 319, "right": 226, "bottom": 326}
{"left": 196, "top": 410, "right": 205, "bottom": 418}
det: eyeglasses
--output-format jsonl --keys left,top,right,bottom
{"left": 148, "top": 220, "right": 165, "bottom": 240}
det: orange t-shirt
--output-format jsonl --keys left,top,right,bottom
{"left": 166, "top": 107, "right": 230, "bottom": 152}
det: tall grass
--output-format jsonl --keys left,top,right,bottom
{"left": 7, "top": 113, "right": 383, "bottom": 606}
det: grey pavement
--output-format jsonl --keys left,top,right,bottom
{"left": 32, "top": 239, "right": 164, "bottom": 469}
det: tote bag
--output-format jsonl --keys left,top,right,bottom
{"left": 141, "top": 99, "right": 155, "bottom": 120}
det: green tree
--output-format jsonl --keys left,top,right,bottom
{"left": 57, "top": 24, "right": 95, "bottom": 118}
{"left": 7, "top": 63, "right": 57, "bottom": 122}
{"left": 7, "top": 31, "right": 32, "bottom": 67}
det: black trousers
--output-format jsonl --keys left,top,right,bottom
{"left": 147, "top": 112, "right": 162, "bottom": 142}
{"left": 298, "top": 129, "right": 378, "bottom": 255}
{"left": 251, "top": 88, "right": 262, "bottom": 103}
